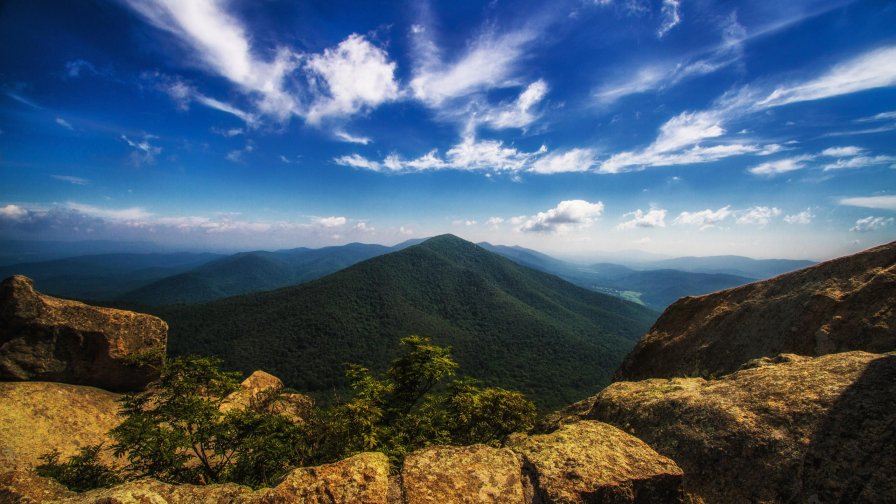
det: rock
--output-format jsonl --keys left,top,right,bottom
{"left": 402, "top": 444, "right": 525, "bottom": 504}
{"left": 59, "top": 477, "right": 254, "bottom": 503}
{"left": 508, "top": 420, "right": 683, "bottom": 504}
{"left": 221, "top": 370, "right": 284, "bottom": 413}
{"left": 614, "top": 240, "right": 896, "bottom": 381}
{"left": 0, "top": 275, "right": 167, "bottom": 391}
{"left": 220, "top": 370, "right": 314, "bottom": 424}
{"left": 589, "top": 351, "right": 896, "bottom": 503}
{"left": 0, "top": 469, "right": 74, "bottom": 503}
{"left": 256, "top": 452, "right": 391, "bottom": 503}
{"left": 0, "top": 381, "right": 121, "bottom": 470}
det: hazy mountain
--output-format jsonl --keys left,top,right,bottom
{"left": 636, "top": 255, "right": 815, "bottom": 279}
{"left": 0, "top": 240, "right": 182, "bottom": 266}
{"left": 119, "top": 241, "right": 424, "bottom": 305}
{"left": 0, "top": 253, "right": 221, "bottom": 300}
{"left": 479, "top": 243, "right": 754, "bottom": 308}
{"left": 155, "top": 235, "right": 658, "bottom": 409}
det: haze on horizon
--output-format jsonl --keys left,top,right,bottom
{"left": 1, "top": 0, "right": 895, "bottom": 261}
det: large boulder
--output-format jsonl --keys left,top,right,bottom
{"left": 0, "top": 276, "right": 167, "bottom": 391}
{"left": 0, "top": 381, "right": 121, "bottom": 470}
{"left": 401, "top": 444, "right": 525, "bottom": 504}
{"left": 0, "top": 469, "right": 75, "bottom": 503}
{"left": 221, "top": 370, "right": 314, "bottom": 424}
{"left": 589, "top": 351, "right": 896, "bottom": 503}
{"left": 507, "top": 420, "right": 683, "bottom": 503}
{"left": 254, "top": 452, "right": 390, "bottom": 503}
{"left": 614, "top": 240, "right": 896, "bottom": 381}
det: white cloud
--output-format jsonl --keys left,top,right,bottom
{"left": 783, "top": 209, "right": 814, "bottom": 225}
{"left": 736, "top": 206, "right": 781, "bottom": 226}
{"left": 334, "top": 130, "right": 372, "bottom": 145}
{"left": 65, "top": 202, "right": 153, "bottom": 221}
{"left": 354, "top": 221, "right": 374, "bottom": 232}
{"left": 616, "top": 207, "right": 667, "bottom": 230}
{"left": 748, "top": 155, "right": 813, "bottom": 176}
{"left": 821, "top": 146, "right": 863, "bottom": 157}
{"left": 520, "top": 200, "right": 604, "bottom": 233}
{"left": 334, "top": 154, "right": 384, "bottom": 172}
{"left": 315, "top": 216, "right": 347, "bottom": 228}
{"left": 225, "top": 142, "right": 254, "bottom": 163}
{"left": 410, "top": 28, "right": 536, "bottom": 106}
{"left": 758, "top": 46, "right": 896, "bottom": 108}
{"left": 486, "top": 217, "right": 504, "bottom": 228}
{"left": 65, "top": 59, "right": 97, "bottom": 78}
{"left": 304, "top": 34, "right": 399, "bottom": 123}
{"left": 530, "top": 148, "right": 596, "bottom": 174}
{"left": 212, "top": 127, "right": 244, "bottom": 137}
{"left": 0, "top": 204, "right": 27, "bottom": 221}
{"left": 479, "top": 79, "right": 549, "bottom": 130}
{"left": 838, "top": 195, "right": 896, "bottom": 211}
{"left": 446, "top": 136, "right": 542, "bottom": 172}
{"left": 857, "top": 111, "right": 896, "bottom": 122}
{"left": 672, "top": 206, "right": 732, "bottom": 230}
{"left": 657, "top": 0, "right": 681, "bottom": 38}
{"left": 822, "top": 155, "right": 896, "bottom": 171}
{"left": 121, "top": 134, "right": 161, "bottom": 166}
{"left": 55, "top": 117, "right": 73, "bottom": 130}
{"left": 51, "top": 175, "right": 89, "bottom": 185}
{"left": 850, "top": 216, "right": 894, "bottom": 232}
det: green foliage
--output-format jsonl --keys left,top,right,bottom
{"left": 36, "top": 444, "right": 121, "bottom": 492}
{"left": 320, "top": 336, "right": 535, "bottom": 466}
{"left": 40, "top": 337, "right": 536, "bottom": 490}
{"left": 109, "top": 355, "right": 312, "bottom": 487}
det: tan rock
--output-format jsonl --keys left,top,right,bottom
{"left": 0, "top": 275, "right": 167, "bottom": 391}
{"left": 59, "top": 477, "right": 254, "bottom": 503}
{"left": 221, "top": 370, "right": 284, "bottom": 413}
{"left": 0, "top": 381, "right": 121, "bottom": 470}
{"left": 0, "top": 469, "right": 74, "bottom": 503}
{"left": 256, "top": 452, "right": 390, "bottom": 503}
{"left": 614, "top": 240, "right": 896, "bottom": 381}
{"left": 402, "top": 444, "right": 525, "bottom": 504}
{"left": 590, "top": 351, "right": 896, "bottom": 503}
{"left": 508, "top": 420, "right": 683, "bottom": 503}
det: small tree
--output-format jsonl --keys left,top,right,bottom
{"left": 109, "top": 355, "right": 311, "bottom": 487}
{"left": 36, "top": 444, "right": 121, "bottom": 492}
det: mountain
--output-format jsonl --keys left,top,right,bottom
{"left": 614, "top": 239, "right": 896, "bottom": 381}
{"left": 119, "top": 241, "right": 423, "bottom": 305}
{"left": 479, "top": 242, "right": 754, "bottom": 308}
{"left": 635, "top": 255, "right": 815, "bottom": 279}
{"left": 156, "top": 235, "right": 658, "bottom": 409}
{"left": 0, "top": 252, "right": 221, "bottom": 300}
{"left": 0, "top": 239, "right": 183, "bottom": 266}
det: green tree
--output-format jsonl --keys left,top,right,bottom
{"left": 36, "top": 444, "right": 121, "bottom": 492}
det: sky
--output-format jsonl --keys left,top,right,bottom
{"left": 1, "top": 0, "right": 895, "bottom": 261}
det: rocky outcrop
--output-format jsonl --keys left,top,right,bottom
{"left": 586, "top": 351, "right": 895, "bottom": 503}
{"left": 0, "top": 276, "right": 167, "bottom": 391}
{"left": 508, "top": 421, "right": 683, "bottom": 503}
{"left": 256, "top": 452, "right": 390, "bottom": 503}
{"left": 0, "top": 469, "right": 75, "bottom": 503}
{"left": 0, "top": 381, "right": 121, "bottom": 470}
{"left": 221, "top": 370, "right": 314, "bottom": 424}
{"left": 402, "top": 444, "right": 525, "bottom": 503}
{"left": 614, "top": 241, "right": 896, "bottom": 381}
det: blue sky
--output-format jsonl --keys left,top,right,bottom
{"left": 1, "top": 0, "right": 895, "bottom": 260}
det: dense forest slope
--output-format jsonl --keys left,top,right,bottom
{"left": 157, "top": 235, "right": 657, "bottom": 409}
{"left": 614, "top": 239, "right": 896, "bottom": 381}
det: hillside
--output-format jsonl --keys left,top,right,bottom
{"left": 615, "top": 239, "right": 896, "bottom": 381}
{"left": 157, "top": 235, "right": 658, "bottom": 409}
{"left": 635, "top": 254, "right": 815, "bottom": 278}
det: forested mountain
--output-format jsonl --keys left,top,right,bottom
{"left": 156, "top": 235, "right": 658, "bottom": 410}
{"left": 0, "top": 252, "right": 221, "bottom": 300}
{"left": 636, "top": 255, "right": 815, "bottom": 279}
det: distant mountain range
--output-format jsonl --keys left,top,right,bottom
{"left": 0, "top": 238, "right": 814, "bottom": 309}
{"left": 152, "top": 235, "right": 659, "bottom": 410}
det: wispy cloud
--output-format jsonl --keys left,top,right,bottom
{"left": 783, "top": 209, "right": 814, "bottom": 225}
{"left": 51, "top": 175, "right": 89, "bottom": 185}
{"left": 530, "top": 148, "right": 596, "bottom": 174}
{"left": 5, "top": 91, "right": 43, "bottom": 109}
{"left": 838, "top": 195, "right": 896, "bottom": 211}
{"left": 478, "top": 79, "right": 549, "bottom": 130}
{"left": 121, "top": 134, "right": 161, "bottom": 166}
{"left": 334, "top": 130, "right": 372, "bottom": 145}
{"left": 55, "top": 117, "right": 73, "bottom": 130}
{"left": 736, "top": 206, "right": 781, "bottom": 226}
{"left": 657, "top": 0, "right": 681, "bottom": 38}
{"left": 748, "top": 155, "right": 813, "bottom": 176}
{"left": 758, "top": 46, "right": 896, "bottom": 107}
